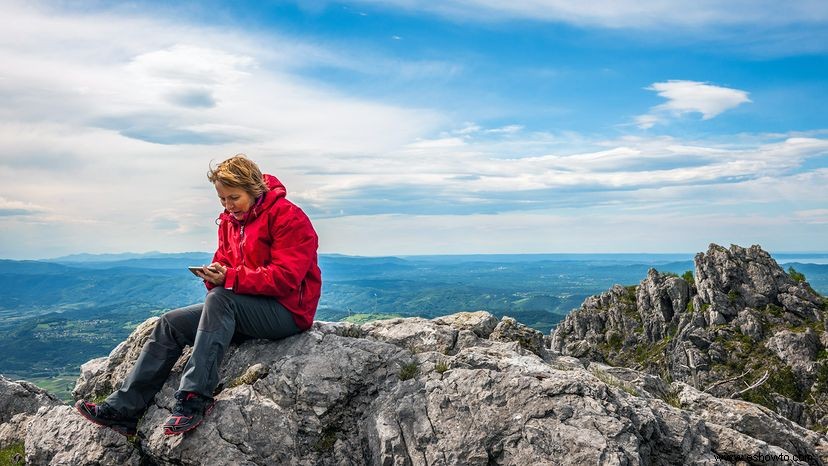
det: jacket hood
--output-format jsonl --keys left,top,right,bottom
{"left": 263, "top": 174, "right": 287, "bottom": 198}
{"left": 220, "top": 173, "right": 286, "bottom": 224}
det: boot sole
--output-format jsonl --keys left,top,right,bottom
{"left": 74, "top": 400, "right": 137, "bottom": 436}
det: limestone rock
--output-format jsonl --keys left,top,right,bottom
{"left": 675, "top": 382, "right": 828, "bottom": 463}
{"left": 0, "top": 375, "right": 62, "bottom": 450}
{"left": 694, "top": 244, "right": 820, "bottom": 322}
{"left": 733, "top": 308, "right": 764, "bottom": 340}
{"left": 0, "top": 413, "right": 31, "bottom": 450}
{"left": 704, "top": 423, "right": 810, "bottom": 466}
{"left": 551, "top": 243, "right": 828, "bottom": 432}
{"left": 550, "top": 284, "right": 641, "bottom": 362}
{"left": 0, "top": 375, "right": 61, "bottom": 424}
{"left": 489, "top": 316, "right": 546, "bottom": 357}
{"left": 432, "top": 310, "right": 498, "bottom": 338}
{"left": 766, "top": 329, "right": 820, "bottom": 379}
{"left": 362, "top": 316, "right": 458, "bottom": 354}
{"left": 636, "top": 268, "right": 690, "bottom": 342}
{"left": 25, "top": 405, "right": 142, "bottom": 466}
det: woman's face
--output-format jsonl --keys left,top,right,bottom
{"left": 215, "top": 182, "right": 255, "bottom": 220}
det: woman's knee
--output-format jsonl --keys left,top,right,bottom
{"left": 204, "top": 287, "right": 236, "bottom": 315}
{"left": 155, "top": 305, "right": 200, "bottom": 346}
{"left": 160, "top": 304, "right": 199, "bottom": 328}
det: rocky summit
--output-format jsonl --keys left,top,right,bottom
{"left": 552, "top": 243, "right": 828, "bottom": 433}
{"left": 2, "top": 243, "right": 828, "bottom": 465}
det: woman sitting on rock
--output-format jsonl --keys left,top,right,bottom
{"left": 76, "top": 154, "right": 322, "bottom": 436}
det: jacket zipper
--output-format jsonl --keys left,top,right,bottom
{"left": 239, "top": 223, "right": 245, "bottom": 265}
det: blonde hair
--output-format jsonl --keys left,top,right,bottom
{"left": 207, "top": 154, "right": 269, "bottom": 198}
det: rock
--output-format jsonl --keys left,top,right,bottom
{"left": 676, "top": 382, "right": 828, "bottom": 464}
{"left": 453, "top": 329, "right": 483, "bottom": 352}
{"left": 551, "top": 243, "right": 828, "bottom": 432}
{"left": 432, "top": 311, "right": 498, "bottom": 338}
{"left": 694, "top": 244, "right": 819, "bottom": 322}
{"left": 550, "top": 284, "right": 641, "bottom": 363}
{"left": 636, "top": 268, "right": 690, "bottom": 342}
{"left": 489, "top": 316, "right": 546, "bottom": 357}
{"left": 311, "top": 320, "right": 364, "bottom": 338}
{"left": 364, "top": 360, "right": 641, "bottom": 465}
{"left": 780, "top": 285, "right": 825, "bottom": 320}
{"left": 25, "top": 405, "right": 142, "bottom": 466}
{"left": 766, "top": 329, "right": 820, "bottom": 379}
{"left": 0, "top": 413, "right": 31, "bottom": 450}
{"left": 733, "top": 308, "right": 764, "bottom": 340}
{"left": 586, "top": 361, "right": 669, "bottom": 399}
{"left": 704, "top": 423, "right": 810, "bottom": 466}
{"left": 362, "top": 317, "right": 458, "bottom": 354}
{"left": 226, "top": 363, "right": 269, "bottom": 388}
{"left": 0, "top": 375, "right": 61, "bottom": 424}
{"left": 0, "top": 376, "right": 62, "bottom": 449}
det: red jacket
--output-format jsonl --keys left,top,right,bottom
{"left": 206, "top": 174, "right": 321, "bottom": 331}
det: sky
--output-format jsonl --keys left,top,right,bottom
{"left": 0, "top": 0, "right": 826, "bottom": 259}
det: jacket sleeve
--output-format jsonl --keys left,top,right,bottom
{"left": 224, "top": 206, "right": 317, "bottom": 297}
{"left": 205, "top": 221, "right": 233, "bottom": 291}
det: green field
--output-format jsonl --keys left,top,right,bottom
{"left": 28, "top": 375, "right": 77, "bottom": 403}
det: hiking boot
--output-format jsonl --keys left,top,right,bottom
{"left": 162, "top": 390, "right": 215, "bottom": 435}
{"left": 74, "top": 399, "right": 138, "bottom": 436}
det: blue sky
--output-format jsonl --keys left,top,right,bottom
{"left": 0, "top": 0, "right": 826, "bottom": 258}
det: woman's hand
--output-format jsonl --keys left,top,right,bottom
{"left": 198, "top": 262, "right": 227, "bottom": 286}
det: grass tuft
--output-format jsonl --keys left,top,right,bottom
{"left": 399, "top": 362, "right": 419, "bottom": 381}
{"left": 0, "top": 442, "right": 25, "bottom": 466}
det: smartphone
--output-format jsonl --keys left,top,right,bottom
{"left": 188, "top": 266, "right": 217, "bottom": 277}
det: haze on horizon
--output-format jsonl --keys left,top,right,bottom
{"left": 1, "top": 0, "right": 826, "bottom": 260}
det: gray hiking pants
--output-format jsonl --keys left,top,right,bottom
{"left": 105, "top": 287, "right": 302, "bottom": 418}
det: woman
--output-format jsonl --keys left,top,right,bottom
{"left": 75, "top": 154, "right": 322, "bottom": 436}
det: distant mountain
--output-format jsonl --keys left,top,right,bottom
{"left": 48, "top": 251, "right": 214, "bottom": 263}
{"left": 398, "top": 252, "right": 696, "bottom": 264}
{"left": 0, "top": 259, "right": 74, "bottom": 275}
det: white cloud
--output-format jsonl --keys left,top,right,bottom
{"left": 286, "top": 131, "right": 828, "bottom": 219}
{"left": 793, "top": 209, "right": 828, "bottom": 225}
{"left": 485, "top": 125, "right": 523, "bottom": 134}
{"left": 649, "top": 81, "right": 751, "bottom": 119}
{"left": 349, "top": 0, "right": 828, "bottom": 29}
{"left": 636, "top": 80, "right": 751, "bottom": 128}
{"left": 0, "top": 196, "right": 49, "bottom": 216}
{"left": 634, "top": 114, "right": 661, "bottom": 130}
{"left": 451, "top": 123, "right": 482, "bottom": 136}
{"left": 126, "top": 44, "right": 255, "bottom": 85}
